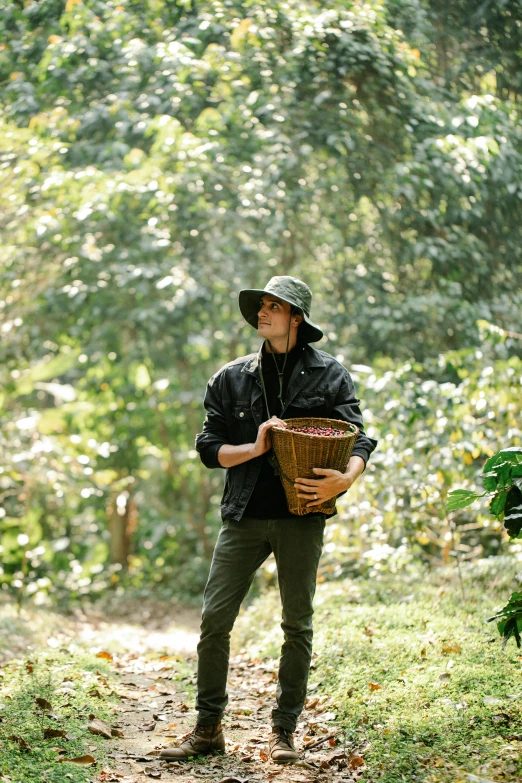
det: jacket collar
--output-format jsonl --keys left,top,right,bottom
{"left": 241, "top": 341, "right": 326, "bottom": 377}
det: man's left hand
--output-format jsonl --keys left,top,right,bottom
{"left": 294, "top": 468, "right": 352, "bottom": 509}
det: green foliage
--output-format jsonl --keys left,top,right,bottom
{"left": 447, "top": 447, "right": 522, "bottom": 648}
{"left": 448, "top": 447, "right": 522, "bottom": 537}
{"left": 0, "top": 0, "right": 521, "bottom": 604}
{"left": 446, "top": 489, "right": 485, "bottom": 511}
{"left": 488, "top": 591, "right": 522, "bottom": 650}
{"left": 0, "top": 649, "right": 117, "bottom": 782}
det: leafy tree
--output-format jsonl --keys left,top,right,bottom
{"left": 0, "top": 0, "right": 521, "bottom": 602}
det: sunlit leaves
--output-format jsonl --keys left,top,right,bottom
{"left": 446, "top": 489, "right": 485, "bottom": 512}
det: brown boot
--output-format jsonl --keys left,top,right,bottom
{"left": 159, "top": 723, "right": 225, "bottom": 761}
{"left": 269, "top": 726, "right": 299, "bottom": 764}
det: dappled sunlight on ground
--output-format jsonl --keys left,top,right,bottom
{"left": 0, "top": 597, "right": 201, "bottom": 663}
{"left": 74, "top": 617, "right": 200, "bottom": 655}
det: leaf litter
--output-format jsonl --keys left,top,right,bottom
{"left": 97, "top": 647, "right": 368, "bottom": 783}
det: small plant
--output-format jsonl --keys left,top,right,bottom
{"left": 447, "top": 447, "right": 522, "bottom": 647}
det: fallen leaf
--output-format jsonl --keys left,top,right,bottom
{"left": 156, "top": 683, "right": 177, "bottom": 696}
{"left": 8, "top": 735, "right": 31, "bottom": 750}
{"left": 57, "top": 755, "right": 96, "bottom": 766}
{"left": 259, "top": 749, "right": 269, "bottom": 762}
{"left": 328, "top": 736, "right": 338, "bottom": 747}
{"left": 111, "top": 728, "right": 125, "bottom": 738}
{"left": 35, "top": 697, "right": 53, "bottom": 711}
{"left": 43, "top": 728, "right": 68, "bottom": 739}
{"left": 306, "top": 697, "right": 319, "bottom": 709}
{"left": 442, "top": 643, "right": 462, "bottom": 655}
{"left": 89, "top": 688, "right": 103, "bottom": 698}
{"left": 318, "top": 711, "right": 337, "bottom": 721}
{"left": 98, "top": 772, "right": 130, "bottom": 782}
{"left": 179, "top": 703, "right": 189, "bottom": 712}
{"left": 349, "top": 753, "right": 364, "bottom": 769}
{"left": 368, "top": 682, "right": 381, "bottom": 691}
{"left": 327, "top": 750, "right": 347, "bottom": 763}
{"left": 88, "top": 718, "right": 113, "bottom": 739}
{"left": 56, "top": 684, "right": 76, "bottom": 694}
{"left": 96, "top": 652, "right": 114, "bottom": 661}
{"left": 143, "top": 768, "right": 161, "bottom": 779}
{"left": 140, "top": 721, "right": 157, "bottom": 732}
{"left": 217, "top": 778, "right": 251, "bottom": 783}
{"left": 491, "top": 713, "right": 510, "bottom": 724}
{"left": 26, "top": 663, "right": 34, "bottom": 673}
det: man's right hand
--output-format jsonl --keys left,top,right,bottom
{"left": 252, "top": 416, "right": 287, "bottom": 457}
{"left": 217, "top": 416, "right": 287, "bottom": 468}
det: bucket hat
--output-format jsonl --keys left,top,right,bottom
{"left": 238, "top": 275, "right": 323, "bottom": 343}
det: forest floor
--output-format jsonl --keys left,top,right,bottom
{"left": 0, "top": 557, "right": 521, "bottom": 783}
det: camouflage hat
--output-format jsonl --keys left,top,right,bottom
{"left": 238, "top": 275, "right": 323, "bottom": 343}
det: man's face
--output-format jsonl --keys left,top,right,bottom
{"left": 257, "top": 295, "right": 293, "bottom": 340}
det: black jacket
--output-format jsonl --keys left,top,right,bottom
{"left": 195, "top": 343, "right": 378, "bottom": 521}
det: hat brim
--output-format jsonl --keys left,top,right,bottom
{"left": 238, "top": 289, "right": 323, "bottom": 343}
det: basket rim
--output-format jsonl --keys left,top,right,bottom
{"left": 271, "top": 417, "right": 359, "bottom": 439}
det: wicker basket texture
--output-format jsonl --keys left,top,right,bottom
{"left": 270, "top": 417, "right": 359, "bottom": 516}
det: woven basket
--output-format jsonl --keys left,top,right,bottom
{"left": 270, "top": 417, "right": 359, "bottom": 516}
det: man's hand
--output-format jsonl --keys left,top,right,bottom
{"left": 217, "top": 416, "right": 286, "bottom": 468}
{"left": 252, "top": 416, "right": 287, "bottom": 458}
{"left": 294, "top": 455, "right": 365, "bottom": 509}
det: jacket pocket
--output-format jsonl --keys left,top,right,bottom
{"left": 231, "top": 403, "right": 256, "bottom": 442}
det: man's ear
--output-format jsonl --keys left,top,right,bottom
{"left": 292, "top": 312, "right": 304, "bottom": 326}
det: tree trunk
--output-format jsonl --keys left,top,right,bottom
{"left": 107, "top": 491, "right": 137, "bottom": 568}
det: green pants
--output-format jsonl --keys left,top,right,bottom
{"left": 196, "top": 514, "right": 326, "bottom": 732}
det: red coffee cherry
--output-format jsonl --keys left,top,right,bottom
{"left": 288, "top": 425, "right": 345, "bottom": 437}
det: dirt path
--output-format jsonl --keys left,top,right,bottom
{"left": 1, "top": 599, "right": 365, "bottom": 782}
{"left": 102, "top": 649, "right": 363, "bottom": 783}
{"left": 75, "top": 603, "right": 365, "bottom": 782}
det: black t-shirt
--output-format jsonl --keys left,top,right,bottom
{"left": 243, "top": 340, "right": 308, "bottom": 519}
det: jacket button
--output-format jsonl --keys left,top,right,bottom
{"left": 239, "top": 412, "right": 244, "bottom": 418}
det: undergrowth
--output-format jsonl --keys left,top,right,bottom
{"left": 233, "top": 558, "right": 522, "bottom": 782}
{"left": 0, "top": 649, "right": 119, "bottom": 783}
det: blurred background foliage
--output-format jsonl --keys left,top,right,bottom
{"left": 0, "top": 0, "right": 521, "bottom": 606}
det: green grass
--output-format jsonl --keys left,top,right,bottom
{"left": 233, "top": 558, "right": 522, "bottom": 782}
{"left": 0, "top": 649, "right": 119, "bottom": 783}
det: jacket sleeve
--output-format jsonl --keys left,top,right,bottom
{"left": 331, "top": 369, "right": 378, "bottom": 468}
{"left": 195, "top": 369, "right": 228, "bottom": 469}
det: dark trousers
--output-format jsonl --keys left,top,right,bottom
{"left": 196, "top": 514, "right": 325, "bottom": 732}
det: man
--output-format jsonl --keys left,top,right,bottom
{"left": 160, "top": 276, "right": 377, "bottom": 764}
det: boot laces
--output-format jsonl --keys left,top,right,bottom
{"left": 274, "top": 727, "right": 293, "bottom": 746}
